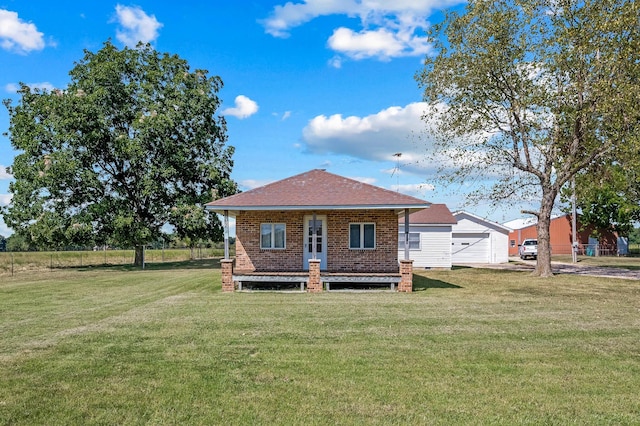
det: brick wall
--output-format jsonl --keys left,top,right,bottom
{"left": 326, "top": 210, "right": 399, "bottom": 273}
{"left": 235, "top": 209, "right": 399, "bottom": 273}
{"left": 235, "top": 210, "right": 304, "bottom": 271}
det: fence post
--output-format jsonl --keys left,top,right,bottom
{"left": 11, "top": 253, "right": 14, "bottom": 277}
{"left": 50, "top": 254, "right": 53, "bottom": 271}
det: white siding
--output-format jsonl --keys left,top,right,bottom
{"left": 490, "top": 231, "right": 510, "bottom": 263}
{"left": 399, "top": 225, "right": 452, "bottom": 269}
{"left": 451, "top": 233, "right": 489, "bottom": 263}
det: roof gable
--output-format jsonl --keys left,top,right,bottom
{"left": 453, "top": 211, "right": 512, "bottom": 232}
{"left": 399, "top": 204, "right": 457, "bottom": 225}
{"left": 206, "top": 169, "right": 431, "bottom": 212}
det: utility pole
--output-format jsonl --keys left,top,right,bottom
{"left": 572, "top": 178, "right": 577, "bottom": 263}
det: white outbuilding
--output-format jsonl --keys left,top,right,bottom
{"left": 398, "top": 204, "right": 457, "bottom": 269}
{"left": 451, "top": 211, "right": 511, "bottom": 264}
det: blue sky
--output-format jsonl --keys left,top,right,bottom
{"left": 0, "top": 0, "right": 538, "bottom": 237}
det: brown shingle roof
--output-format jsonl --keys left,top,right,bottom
{"left": 206, "top": 169, "right": 431, "bottom": 212}
{"left": 399, "top": 204, "right": 457, "bottom": 225}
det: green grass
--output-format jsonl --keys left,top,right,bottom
{"left": 1, "top": 263, "right": 639, "bottom": 424}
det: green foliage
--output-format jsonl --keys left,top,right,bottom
{"left": 564, "top": 164, "right": 640, "bottom": 237}
{"left": 169, "top": 204, "right": 223, "bottom": 259}
{"left": 565, "top": 154, "right": 640, "bottom": 238}
{"left": 3, "top": 41, "right": 237, "bottom": 262}
{"left": 5, "top": 232, "right": 34, "bottom": 252}
{"left": 417, "top": 0, "right": 640, "bottom": 276}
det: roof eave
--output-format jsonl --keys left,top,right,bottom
{"left": 206, "top": 203, "right": 431, "bottom": 215}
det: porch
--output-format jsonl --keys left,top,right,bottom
{"left": 222, "top": 259, "right": 413, "bottom": 292}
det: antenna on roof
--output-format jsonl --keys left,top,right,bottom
{"left": 392, "top": 153, "right": 402, "bottom": 192}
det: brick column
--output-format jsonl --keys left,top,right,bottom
{"left": 399, "top": 259, "right": 413, "bottom": 293}
{"left": 307, "top": 259, "right": 322, "bottom": 293}
{"left": 220, "top": 259, "right": 235, "bottom": 292}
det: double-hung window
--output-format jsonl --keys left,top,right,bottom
{"left": 398, "top": 232, "right": 420, "bottom": 250}
{"left": 261, "top": 223, "right": 286, "bottom": 249}
{"left": 349, "top": 223, "right": 375, "bottom": 249}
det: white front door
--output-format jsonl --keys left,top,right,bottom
{"left": 303, "top": 215, "right": 327, "bottom": 270}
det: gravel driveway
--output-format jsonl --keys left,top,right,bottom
{"left": 460, "top": 258, "right": 640, "bottom": 280}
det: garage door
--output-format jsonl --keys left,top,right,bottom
{"left": 452, "top": 233, "right": 489, "bottom": 263}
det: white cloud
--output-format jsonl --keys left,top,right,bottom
{"left": 5, "top": 82, "right": 54, "bottom": 93}
{"left": 114, "top": 5, "right": 163, "bottom": 47}
{"left": 0, "top": 193, "right": 12, "bottom": 206}
{"left": 222, "top": 95, "right": 259, "bottom": 119}
{"left": 0, "top": 9, "right": 45, "bottom": 53}
{"left": 390, "top": 183, "right": 435, "bottom": 196}
{"left": 281, "top": 111, "right": 292, "bottom": 121}
{"left": 302, "top": 102, "right": 430, "bottom": 167}
{"left": 240, "top": 179, "right": 274, "bottom": 190}
{"left": 0, "top": 166, "right": 13, "bottom": 180}
{"left": 0, "top": 217, "right": 12, "bottom": 237}
{"left": 328, "top": 26, "right": 431, "bottom": 60}
{"left": 328, "top": 56, "right": 342, "bottom": 68}
{"left": 262, "top": 0, "right": 461, "bottom": 61}
{"left": 349, "top": 176, "right": 377, "bottom": 185}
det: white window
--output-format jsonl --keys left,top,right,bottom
{"left": 261, "top": 223, "right": 286, "bottom": 249}
{"left": 398, "top": 233, "right": 420, "bottom": 250}
{"left": 349, "top": 223, "right": 375, "bottom": 249}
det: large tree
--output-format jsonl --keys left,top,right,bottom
{"left": 3, "top": 41, "right": 237, "bottom": 265}
{"left": 417, "top": 0, "right": 640, "bottom": 276}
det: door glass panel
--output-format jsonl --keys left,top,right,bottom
{"left": 308, "top": 220, "right": 323, "bottom": 253}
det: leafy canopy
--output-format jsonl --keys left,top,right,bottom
{"left": 417, "top": 0, "right": 640, "bottom": 276}
{"left": 3, "top": 41, "right": 237, "bottom": 258}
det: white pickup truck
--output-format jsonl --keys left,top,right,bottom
{"left": 519, "top": 239, "right": 538, "bottom": 260}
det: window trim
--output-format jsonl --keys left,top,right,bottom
{"left": 260, "top": 223, "right": 286, "bottom": 249}
{"left": 349, "top": 222, "right": 376, "bottom": 250}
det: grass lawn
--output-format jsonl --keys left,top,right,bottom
{"left": 1, "top": 262, "right": 639, "bottom": 424}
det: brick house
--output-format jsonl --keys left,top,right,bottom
{"left": 205, "top": 169, "right": 430, "bottom": 292}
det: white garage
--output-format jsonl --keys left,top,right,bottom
{"left": 451, "top": 212, "right": 511, "bottom": 264}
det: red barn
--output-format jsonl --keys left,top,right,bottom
{"left": 504, "top": 215, "right": 624, "bottom": 256}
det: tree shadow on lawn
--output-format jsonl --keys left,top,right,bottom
{"left": 412, "top": 274, "right": 462, "bottom": 291}
{"left": 73, "top": 258, "right": 223, "bottom": 272}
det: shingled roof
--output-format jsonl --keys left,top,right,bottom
{"left": 399, "top": 204, "right": 457, "bottom": 225}
{"left": 206, "top": 169, "right": 431, "bottom": 214}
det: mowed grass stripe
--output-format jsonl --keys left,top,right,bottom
{"left": 1, "top": 264, "right": 639, "bottom": 424}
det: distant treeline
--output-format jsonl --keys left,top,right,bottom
{"left": 0, "top": 234, "right": 235, "bottom": 253}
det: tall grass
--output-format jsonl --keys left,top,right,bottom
{"left": 1, "top": 264, "right": 639, "bottom": 424}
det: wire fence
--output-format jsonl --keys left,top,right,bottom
{"left": 550, "top": 243, "right": 636, "bottom": 257}
{"left": 0, "top": 247, "right": 235, "bottom": 277}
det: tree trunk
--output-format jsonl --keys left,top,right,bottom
{"left": 189, "top": 246, "right": 195, "bottom": 260}
{"left": 134, "top": 245, "right": 144, "bottom": 267}
{"left": 533, "top": 188, "right": 557, "bottom": 277}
